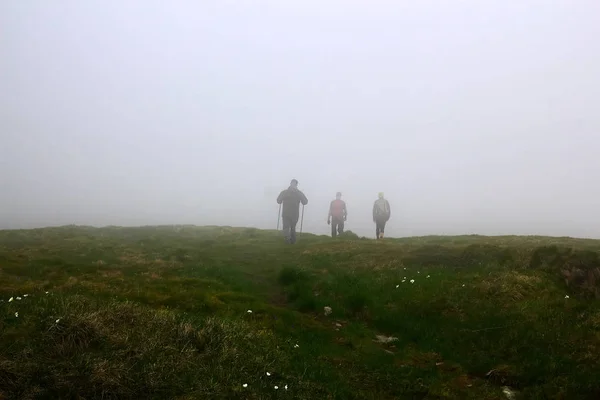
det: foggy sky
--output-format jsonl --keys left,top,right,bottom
{"left": 1, "top": 1, "right": 599, "bottom": 238}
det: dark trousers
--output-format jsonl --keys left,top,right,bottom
{"left": 282, "top": 216, "right": 298, "bottom": 244}
{"left": 375, "top": 219, "right": 387, "bottom": 238}
{"left": 331, "top": 218, "right": 344, "bottom": 238}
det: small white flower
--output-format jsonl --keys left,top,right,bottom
{"left": 285, "top": 384, "right": 288, "bottom": 390}
{"left": 403, "top": 277, "right": 406, "bottom": 279}
{"left": 396, "top": 285, "right": 399, "bottom": 288}
{"left": 16, "top": 297, "right": 22, "bottom": 300}
{"left": 402, "top": 280, "right": 406, "bottom": 283}
{"left": 45, "top": 291, "right": 49, "bottom": 294}
{"left": 410, "top": 279, "right": 415, "bottom": 284}
{"left": 56, "top": 319, "right": 61, "bottom": 323}
{"left": 274, "top": 386, "right": 279, "bottom": 390}
{"left": 242, "top": 383, "right": 248, "bottom": 388}
{"left": 266, "top": 372, "right": 271, "bottom": 376}
{"left": 427, "top": 275, "right": 430, "bottom": 278}
{"left": 417, "top": 271, "right": 420, "bottom": 274}
{"left": 247, "top": 310, "right": 252, "bottom": 313}
{"left": 403, "top": 267, "right": 406, "bottom": 270}
{"left": 294, "top": 344, "right": 299, "bottom": 348}
{"left": 8, "top": 297, "right": 13, "bottom": 302}
{"left": 502, "top": 386, "right": 516, "bottom": 400}
{"left": 565, "top": 295, "right": 570, "bottom": 299}
{"left": 15, "top": 312, "right": 18, "bottom": 318}
{"left": 23, "top": 294, "right": 29, "bottom": 297}
{"left": 462, "top": 284, "right": 465, "bottom": 287}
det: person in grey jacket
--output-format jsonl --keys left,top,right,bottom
{"left": 277, "top": 179, "right": 308, "bottom": 244}
{"left": 373, "top": 192, "right": 391, "bottom": 239}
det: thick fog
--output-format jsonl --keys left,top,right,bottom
{"left": 1, "top": 1, "right": 599, "bottom": 238}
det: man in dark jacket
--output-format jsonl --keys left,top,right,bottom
{"left": 327, "top": 192, "right": 347, "bottom": 238}
{"left": 277, "top": 179, "right": 308, "bottom": 244}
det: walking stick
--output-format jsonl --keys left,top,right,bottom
{"left": 300, "top": 204, "right": 305, "bottom": 234}
{"left": 277, "top": 204, "right": 281, "bottom": 230}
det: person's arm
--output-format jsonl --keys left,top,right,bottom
{"left": 276, "top": 190, "right": 285, "bottom": 204}
{"left": 386, "top": 200, "right": 391, "bottom": 220}
{"left": 327, "top": 201, "right": 333, "bottom": 224}
{"left": 372, "top": 202, "right": 377, "bottom": 221}
{"left": 300, "top": 191, "right": 308, "bottom": 206}
{"left": 343, "top": 201, "right": 347, "bottom": 220}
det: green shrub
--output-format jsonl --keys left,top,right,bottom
{"left": 278, "top": 266, "right": 309, "bottom": 286}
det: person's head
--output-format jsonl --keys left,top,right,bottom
{"left": 290, "top": 179, "right": 298, "bottom": 188}
{"left": 336, "top": 192, "right": 342, "bottom": 200}
{"left": 378, "top": 192, "right": 384, "bottom": 199}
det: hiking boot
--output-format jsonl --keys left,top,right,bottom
{"left": 379, "top": 233, "right": 384, "bottom": 239}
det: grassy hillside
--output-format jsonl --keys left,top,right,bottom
{"left": 1, "top": 226, "right": 600, "bottom": 399}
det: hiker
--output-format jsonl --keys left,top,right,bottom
{"left": 276, "top": 179, "right": 308, "bottom": 244}
{"left": 327, "top": 192, "right": 347, "bottom": 238}
{"left": 373, "top": 192, "right": 391, "bottom": 239}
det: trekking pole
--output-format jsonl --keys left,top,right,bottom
{"left": 300, "top": 204, "right": 305, "bottom": 234}
{"left": 277, "top": 204, "right": 281, "bottom": 230}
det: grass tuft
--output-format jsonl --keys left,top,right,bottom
{"left": 278, "top": 266, "right": 309, "bottom": 286}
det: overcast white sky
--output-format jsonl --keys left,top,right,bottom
{"left": 1, "top": 0, "right": 599, "bottom": 238}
